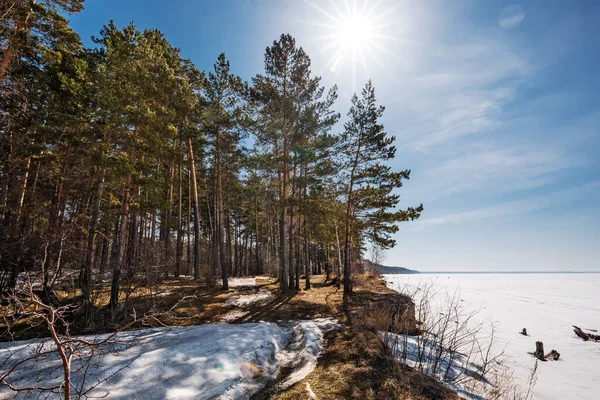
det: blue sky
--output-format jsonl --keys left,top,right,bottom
{"left": 70, "top": 0, "right": 600, "bottom": 271}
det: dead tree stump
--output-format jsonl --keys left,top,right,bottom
{"left": 531, "top": 341, "right": 560, "bottom": 361}
{"left": 534, "top": 341, "right": 545, "bottom": 361}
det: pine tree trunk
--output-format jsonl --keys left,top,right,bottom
{"left": 212, "top": 191, "right": 219, "bottom": 281}
{"left": 164, "top": 163, "right": 175, "bottom": 276}
{"left": 226, "top": 208, "right": 233, "bottom": 278}
{"left": 187, "top": 138, "right": 202, "bottom": 281}
{"left": 7, "top": 157, "right": 31, "bottom": 288}
{"left": 12, "top": 157, "right": 30, "bottom": 236}
{"left": 254, "top": 194, "right": 261, "bottom": 275}
{"left": 187, "top": 173, "right": 192, "bottom": 275}
{"left": 82, "top": 166, "right": 105, "bottom": 312}
{"left": 43, "top": 154, "right": 68, "bottom": 294}
{"left": 216, "top": 151, "right": 228, "bottom": 289}
{"left": 126, "top": 186, "right": 140, "bottom": 269}
{"left": 243, "top": 228, "right": 249, "bottom": 276}
{"left": 343, "top": 226, "right": 352, "bottom": 293}
{"left": 334, "top": 222, "right": 343, "bottom": 289}
{"left": 98, "top": 222, "right": 110, "bottom": 284}
{"left": 175, "top": 157, "right": 183, "bottom": 278}
{"left": 304, "top": 218, "right": 310, "bottom": 289}
{"left": 109, "top": 173, "right": 132, "bottom": 315}
{"left": 288, "top": 202, "right": 295, "bottom": 289}
{"left": 325, "top": 245, "right": 331, "bottom": 281}
{"left": 280, "top": 131, "right": 290, "bottom": 293}
{"left": 232, "top": 220, "right": 238, "bottom": 276}
{"left": 249, "top": 234, "right": 255, "bottom": 274}
{"left": 204, "top": 180, "right": 214, "bottom": 283}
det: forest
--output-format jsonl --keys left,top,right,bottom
{"left": 0, "top": 0, "right": 423, "bottom": 321}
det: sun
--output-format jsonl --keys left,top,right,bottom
{"left": 303, "top": 0, "right": 406, "bottom": 87}
{"left": 336, "top": 13, "right": 374, "bottom": 51}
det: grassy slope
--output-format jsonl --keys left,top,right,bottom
{"left": 1, "top": 274, "right": 459, "bottom": 399}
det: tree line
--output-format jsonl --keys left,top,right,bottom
{"left": 0, "top": 1, "right": 423, "bottom": 315}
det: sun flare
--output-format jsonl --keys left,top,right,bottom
{"left": 304, "top": 0, "right": 405, "bottom": 85}
{"left": 337, "top": 13, "right": 374, "bottom": 50}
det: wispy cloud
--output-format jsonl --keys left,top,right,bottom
{"left": 411, "top": 143, "right": 580, "bottom": 199}
{"left": 387, "top": 39, "right": 530, "bottom": 151}
{"left": 498, "top": 5, "right": 526, "bottom": 29}
{"left": 409, "top": 181, "right": 600, "bottom": 230}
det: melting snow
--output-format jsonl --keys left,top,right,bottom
{"left": 0, "top": 319, "right": 338, "bottom": 399}
{"left": 228, "top": 278, "right": 257, "bottom": 287}
{"left": 219, "top": 309, "right": 249, "bottom": 323}
{"left": 226, "top": 291, "right": 274, "bottom": 307}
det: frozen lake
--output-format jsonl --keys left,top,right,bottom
{"left": 385, "top": 273, "right": 600, "bottom": 400}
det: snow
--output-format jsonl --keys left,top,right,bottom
{"left": 228, "top": 278, "right": 257, "bottom": 287}
{"left": 0, "top": 319, "right": 338, "bottom": 399}
{"left": 226, "top": 291, "right": 274, "bottom": 307}
{"left": 276, "top": 319, "right": 339, "bottom": 390}
{"left": 384, "top": 273, "right": 600, "bottom": 400}
{"left": 219, "top": 309, "right": 249, "bottom": 323}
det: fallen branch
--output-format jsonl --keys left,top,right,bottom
{"left": 573, "top": 326, "right": 600, "bottom": 342}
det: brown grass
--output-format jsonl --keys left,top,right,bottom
{"left": 1, "top": 274, "right": 460, "bottom": 399}
{"left": 264, "top": 274, "right": 460, "bottom": 400}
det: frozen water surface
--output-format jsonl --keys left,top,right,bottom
{"left": 385, "top": 273, "right": 600, "bottom": 400}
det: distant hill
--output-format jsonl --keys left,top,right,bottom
{"left": 378, "top": 265, "right": 419, "bottom": 274}
{"left": 362, "top": 260, "right": 418, "bottom": 274}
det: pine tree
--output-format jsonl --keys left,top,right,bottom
{"left": 251, "top": 34, "right": 337, "bottom": 293}
{"left": 203, "top": 53, "right": 246, "bottom": 290}
{"left": 338, "top": 81, "right": 423, "bottom": 293}
{"left": 0, "top": 0, "right": 85, "bottom": 83}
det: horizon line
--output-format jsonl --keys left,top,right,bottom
{"left": 391, "top": 270, "right": 600, "bottom": 274}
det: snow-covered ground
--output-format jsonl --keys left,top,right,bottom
{"left": 226, "top": 291, "right": 274, "bottom": 307}
{"left": 0, "top": 319, "right": 338, "bottom": 399}
{"left": 228, "top": 278, "right": 257, "bottom": 287}
{"left": 385, "top": 273, "right": 600, "bottom": 400}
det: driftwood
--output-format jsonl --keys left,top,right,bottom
{"left": 545, "top": 350, "right": 560, "bottom": 361}
{"left": 573, "top": 326, "right": 600, "bottom": 342}
{"left": 531, "top": 341, "right": 560, "bottom": 361}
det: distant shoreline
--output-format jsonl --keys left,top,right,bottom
{"left": 395, "top": 270, "right": 600, "bottom": 274}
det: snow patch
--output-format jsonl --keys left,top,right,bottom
{"left": 219, "top": 309, "right": 249, "bottom": 323}
{"left": 226, "top": 291, "right": 274, "bottom": 307}
{"left": 228, "top": 277, "right": 257, "bottom": 287}
{"left": 276, "top": 318, "right": 339, "bottom": 390}
{"left": 0, "top": 319, "right": 339, "bottom": 399}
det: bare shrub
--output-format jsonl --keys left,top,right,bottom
{"left": 0, "top": 277, "right": 196, "bottom": 399}
{"left": 381, "top": 279, "right": 537, "bottom": 400}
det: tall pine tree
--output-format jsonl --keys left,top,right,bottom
{"left": 338, "top": 81, "right": 423, "bottom": 293}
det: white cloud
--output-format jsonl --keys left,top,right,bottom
{"left": 409, "top": 181, "right": 600, "bottom": 230}
{"left": 415, "top": 144, "right": 578, "bottom": 199}
{"left": 387, "top": 39, "right": 529, "bottom": 151}
{"left": 499, "top": 5, "right": 526, "bottom": 29}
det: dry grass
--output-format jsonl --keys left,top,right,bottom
{"left": 1, "top": 279, "right": 260, "bottom": 339}
{"left": 1, "top": 273, "right": 461, "bottom": 399}
{"left": 271, "top": 274, "right": 459, "bottom": 400}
